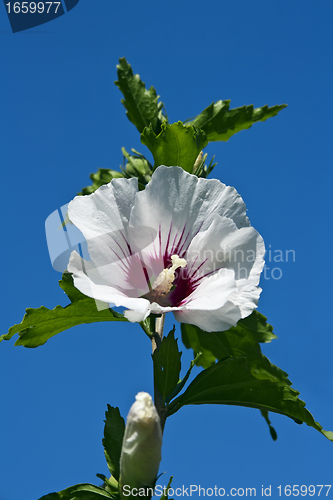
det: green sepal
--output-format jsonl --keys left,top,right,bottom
{"left": 168, "top": 354, "right": 333, "bottom": 443}
{"left": 96, "top": 474, "right": 119, "bottom": 496}
{"left": 139, "top": 317, "right": 153, "bottom": 338}
{"left": 120, "top": 148, "right": 152, "bottom": 189}
{"left": 80, "top": 149, "right": 152, "bottom": 195}
{"left": 260, "top": 410, "right": 278, "bottom": 441}
{"left": 192, "top": 152, "right": 217, "bottom": 179}
{"left": 141, "top": 122, "right": 208, "bottom": 173}
{"left": 1, "top": 272, "right": 127, "bottom": 348}
{"left": 160, "top": 477, "right": 174, "bottom": 500}
{"left": 181, "top": 311, "right": 277, "bottom": 368}
{"left": 115, "top": 57, "right": 167, "bottom": 135}
{"left": 186, "top": 100, "right": 287, "bottom": 142}
{"left": 38, "top": 483, "right": 116, "bottom": 499}
{"left": 102, "top": 405, "right": 126, "bottom": 481}
{"left": 152, "top": 327, "right": 182, "bottom": 403}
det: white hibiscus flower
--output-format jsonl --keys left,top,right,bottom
{"left": 67, "top": 165, "right": 265, "bottom": 332}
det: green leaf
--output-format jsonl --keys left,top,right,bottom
{"left": 152, "top": 328, "right": 182, "bottom": 402}
{"left": 141, "top": 122, "right": 208, "bottom": 173}
{"left": 1, "top": 273, "right": 127, "bottom": 348}
{"left": 115, "top": 57, "right": 167, "bottom": 135}
{"left": 80, "top": 169, "right": 125, "bottom": 196}
{"left": 165, "top": 352, "right": 202, "bottom": 404}
{"left": 168, "top": 355, "right": 333, "bottom": 443}
{"left": 181, "top": 324, "right": 216, "bottom": 369}
{"left": 102, "top": 405, "right": 125, "bottom": 481}
{"left": 181, "top": 311, "right": 276, "bottom": 368}
{"left": 179, "top": 313, "right": 333, "bottom": 442}
{"left": 237, "top": 310, "right": 277, "bottom": 344}
{"left": 186, "top": 100, "right": 287, "bottom": 142}
{"left": 58, "top": 270, "right": 89, "bottom": 303}
{"left": 39, "top": 483, "right": 115, "bottom": 499}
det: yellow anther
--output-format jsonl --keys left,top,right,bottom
{"left": 152, "top": 255, "right": 187, "bottom": 295}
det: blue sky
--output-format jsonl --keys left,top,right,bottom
{"left": 1, "top": 1, "right": 333, "bottom": 499}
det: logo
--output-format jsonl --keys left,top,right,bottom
{"left": 3, "top": 0, "right": 80, "bottom": 33}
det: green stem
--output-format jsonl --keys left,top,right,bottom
{"left": 151, "top": 314, "right": 167, "bottom": 432}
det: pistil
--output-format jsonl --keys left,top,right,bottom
{"left": 152, "top": 254, "right": 187, "bottom": 296}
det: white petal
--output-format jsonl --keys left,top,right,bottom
{"left": 129, "top": 166, "right": 250, "bottom": 266}
{"left": 68, "top": 177, "right": 159, "bottom": 293}
{"left": 218, "top": 224, "right": 264, "bottom": 282}
{"left": 80, "top": 241, "right": 150, "bottom": 296}
{"left": 183, "top": 268, "right": 236, "bottom": 310}
{"left": 174, "top": 301, "right": 242, "bottom": 332}
{"left": 245, "top": 232, "right": 265, "bottom": 287}
{"left": 68, "top": 182, "right": 136, "bottom": 275}
{"left": 174, "top": 284, "right": 261, "bottom": 332}
{"left": 68, "top": 250, "right": 151, "bottom": 313}
{"left": 124, "top": 308, "right": 150, "bottom": 323}
{"left": 227, "top": 284, "right": 262, "bottom": 318}
{"left": 68, "top": 177, "right": 138, "bottom": 239}
{"left": 186, "top": 215, "right": 264, "bottom": 278}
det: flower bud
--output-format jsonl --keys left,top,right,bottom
{"left": 120, "top": 392, "right": 162, "bottom": 494}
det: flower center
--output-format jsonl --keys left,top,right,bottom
{"left": 152, "top": 254, "right": 187, "bottom": 297}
